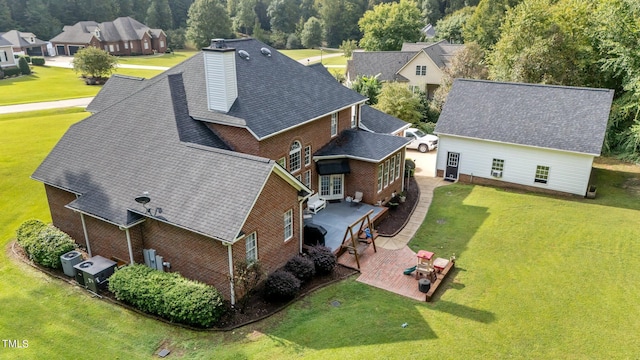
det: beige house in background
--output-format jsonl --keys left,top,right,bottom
{"left": 346, "top": 40, "right": 463, "bottom": 98}
{"left": 0, "top": 35, "right": 16, "bottom": 68}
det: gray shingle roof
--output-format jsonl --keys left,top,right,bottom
{"left": 0, "top": 30, "right": 47, "bottom": 48}
{"left": 0, "top": 35, "right": 11, "bottom": 47}
{"left": 50, "top": 22, "right": 98, "bottom": 43}
{"left": 435, "top": 79, "right": 614, "bottom": 155}
{"left": 360, "top": 105, "right": 410, "bottom": 134}
{"left": 166, "top": 38, "right": 366, "bottom": 139}
{"left": 314, "top": 129, "right": 410, "bottom": 162}
{"left": 51, "top": 17, "right": 158, "bottom": 44}
{"left": 33, "top": 73, "right": 271, "bottom": 243}
{"left": 347, "top": 51, "right": 416, "bottom": 82}
{"left": 86, "top": 75, "right": 148, "bottom": 113}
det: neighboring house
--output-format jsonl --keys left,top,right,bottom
{"left": 0, "top": 35, "right": 16, "bottom": 68}
{"left": 33, "top": 38, "right": 409, "bottom": 303}
{"left": 0, "top": 30, "right": 48, "bottom": 56}
{"left": 434, "top": 79, "right": 614, "bottom": 196}
{"left": 420, "top": 24, "right": 436, "bottom": 39}
{"left": 50, "top": 17, "right": 166, "bottom": 56}
{"left": 346, "top": 40, "right": 463, "bottom": 98}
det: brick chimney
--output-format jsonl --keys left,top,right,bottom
{"left": 202, "top": 39, "right": 237, "bottom": 113}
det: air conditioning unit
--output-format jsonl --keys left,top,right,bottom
{"left": 73, "top": 256, "right": 117, "bottom": 293}
{"left": 491, "top": 170, "right": 503, "bottom": 178}
{"left": 60, "top": 250, "right": 83, "bottom": 277}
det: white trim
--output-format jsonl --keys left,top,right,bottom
{"left": 227, "top": 244, "right": 236, "bottom": 305}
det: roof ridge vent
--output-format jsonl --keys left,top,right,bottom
{"left": 238, "top": 49, "right": 250, "bottom": 60}
{"left": 260, "top": 47, "right": 271, "bottom": 57}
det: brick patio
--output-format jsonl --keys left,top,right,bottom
{"left": 338, "top": 244, "right": 428, "bottom": 301}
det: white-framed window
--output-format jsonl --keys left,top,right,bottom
{"left": 144, "top": 40, "right": 149, "bottom": 50}
{"left": 289, "top": 141, "right": 301, "bottom": 173}
{"left": 447, "top": 153, "right": 459, "bottom": 167}
{"left": 1, "top": 51, "right": 7, "bottom": 62}
{"left": 284, "top": 209, "right": 293, "bottom": 241}
{"left": 104, "top": 45, "right": 108, "bottom": 51}
{"left": 277, "top": 157, "right": 286, "bottom": 169}
{"left": 535, "top": 165, "right": 549, "bottom": 184}
{"left": 109, "top": 44, "right": 114, "bottom": 52}
{"left": 124, "top": 42, "right": 129, "bottom": 49}
{"left": 160, "top": 40, "right": 165, "bottom": 47}
{"left": 303, "top": 170, "right": 311, "bottom": 189}
{"left": 245, "top": 232, "right": 257, "bottom": 263}
{"left": 395, "top": 153, "right": 401, "bottom": 179}
{"left": 492, "top": 158, "right": 505, "bottom": 172}
{"left": 415, "top": 65, "right": 426, "bottom": 76}
{"left": 377, "top": 164, "right": 383, "bottom": 192}
{"left": 390, "top": 156, "right": 396, "bottom": 183}
{"left": 304, "top": 145, "right": 311, "bottom": 166}
{"left": 350, "top": 105, "right": 357, "bottom": 128}
{"left": 384, "top": 159, "right": 390, "bottom": 188}
{"left": 331, "top": 112, "right": 338, "bottom": 137}
{"left": 116, "top": 44, "right": 120, "bottom": 51}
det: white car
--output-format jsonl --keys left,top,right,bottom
{"left": 404, "top": 128, "right": 438, "bottom": 152}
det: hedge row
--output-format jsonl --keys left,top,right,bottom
{"left": 31, "top": 57, "right": 45, "bottom": 66}
{"left": 3, "top": 67, "right": 21, "bottom": 77}
{"left": 108, "top": 264, "right": 225, "bottom": 328}
{"left": 16, "top": 219, "right": 76, "bottom": 269}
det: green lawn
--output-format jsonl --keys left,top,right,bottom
{"left": 0, "top": 66, "right": 163, "bottom": 106}
{"left": 280, "top": 48, "right": 341, "bottom": 61}
{"left": 116, "top": 50, "right": 198, "bottom": 67}
{"left": 2, "top": 109, "right": 640, "bottom": 358}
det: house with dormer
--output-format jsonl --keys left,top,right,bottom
{"left": 0, "top": 30, "right": 48, "bottom": 56}
{"left": 32, "top": 38, "right": 410, "bottom": 303}
{"left": 346, "top": 40, "right": 463, "bottom": 98}
{"left": 0, "top": 34, "right": 16, "bottom": 68}
{"left": 50, "top": 17, "right": 166, "bottom": 56}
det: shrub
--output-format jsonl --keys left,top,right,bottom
{"left": 28, "top": 227, "right": 76, "bottom": 268}
{"left": 4, "top": 67, "right": 21, "bottom": 77}
{"left": 16, "top": 219, "right": 47, "bottom": 250}
{"left": 22, "top": 55, "right": 30, "bottom": 63}
{"left": 18, "top": 57, "right": 31, "bottom": 75}
{"left": 307, "top": 246, "right": 337, "bottom": 275}
{"left": 233, "top": 260, "right": 264, "bottom": 313}
{"left": 31, "top": 57, "right": 45, "bottom": 66}
{"left": 284, "top": 255, "right": 315, "bottom": 282}
{"left": 286, "top": 34, "right": 301, "bottom": 49}
{"left": 264, "top": 270, "right": 301, "bottom": 302}
{"left": 108, "top": 264, "right": 225, "bottom": 327}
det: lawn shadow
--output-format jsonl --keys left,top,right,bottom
{"left": 430, "top": 299, "right": 495, "bottom": 324}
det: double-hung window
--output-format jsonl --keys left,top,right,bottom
{"left": 289, "top": 141, "right": 301, "bottom": 173}
{"left": 331, "top": 113, "right": 338, "bottom": 137}
{"left": 245, "top": 232, "right": 257, "bottom": 263}
{"left": 284, "top": 210, "right": 293, "bottom": 241}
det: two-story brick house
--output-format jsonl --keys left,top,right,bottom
{"left": 32, "top": 38, "right": 409, "bottom": 303}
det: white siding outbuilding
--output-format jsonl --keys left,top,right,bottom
{"left": 435, "top": 79, "right": 614, "bottom": 196}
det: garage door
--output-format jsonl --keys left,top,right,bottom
{"left": 56, "top": 45, "right": 66, "bottom": 56}
{"left": 68, "top": 46, "right": 81, "bottom": 55}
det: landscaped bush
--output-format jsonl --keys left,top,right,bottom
{"left": 18, "top": 57, "right": 31, "bottom": 75}
{"left": 264, "top": 270, "right": 301, "bottom": 302}
{"left": 108, "top": 264, "right": 225, "bottom": 327}
{"left": 27, "top": 227, "right": 76, "bottom": 268}
{"left": 307, "top": 246, "right": 337, "bottom": 275}
{"left": 16, "top": 220, "right": 75, "bottom": 269}
{"left": 284, "top": 255, "right": 315, "bottom": 282}
{"left": 22, "top": 55, "right": 30, "bottom": 63}
{"left": 31, "top": 57, "right": 45, "bottom": 66}
{"left": 16, "top": 219, "right": 48, "bottom": 250}
{"left": 3, "top": 67, "right": 21, "bottom": 77}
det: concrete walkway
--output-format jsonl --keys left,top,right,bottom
{"left": 0, "top": 97, "right": 94, "bottom": 114}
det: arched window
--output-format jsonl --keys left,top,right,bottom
{"left": 289, "top": 141, "right": 301, "bottom": 173}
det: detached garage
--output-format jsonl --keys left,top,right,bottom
{"left": 435, "top": 79, "right": 614, "bottom": 196}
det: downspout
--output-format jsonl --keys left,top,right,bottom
{"left": 226, "top": 243, "right": 236, "bottom": 306}
{"left": 119, "top": 226, "right": 135, "bottom": 265}
{"left": 79, "top": 213, "right": 92, "bottom": 257}
{"left": 299, "top": 197, "right": 304, "bottom": 254}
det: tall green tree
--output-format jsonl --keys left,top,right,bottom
{"left": 317, "top": 0, "right": 367, "bottom": 47}
{"left": 434, "top": 6, "right": 474, "bottom": 44}
{"left": 0, "top": 0, "right": 15, "bottom": 31}
{"left": 146, "top": 0, "right": 173, "bottom": 30}
{"left": 267, "top": 0, "right": 300, "bottom": 34}
{"left": 186, "top": 0, "right": 234, "bottom": 48}
{"left": 24, "top": 0, "right": 62, "bottom": 39}
{"left": 233, "top": 0, "right": 258, "bottom": 34}
{"left": 463, "top": 0, "right": 521, "bottom": 50}
{"left": 301, "top": 17, "right": 323, "bottom": 48}
{"left": 374, "top": 82, "right": 423, "bottom": 123}
{"left": 422, "top": 0, "right": 479, "bottom": 25}
{"left": 359, "top": 0, "right": 422, "bottom": 51}
{"left": 72, "top": 47, "right": 118, "bottom": 80}
{"left": 169, "top": 0, "right": 194, "bottom": 28}
{"left": 350, "top": 75, "right": 382, "bottom": 104}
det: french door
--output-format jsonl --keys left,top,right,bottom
{"left": 319, "top": 174, "right": 344, "bottom": 200}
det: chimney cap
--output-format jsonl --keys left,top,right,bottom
{"left": 203, "top": 38, "right": 235, "bottom": 53}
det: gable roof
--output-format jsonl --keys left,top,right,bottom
{"left": 435, "top": 79, "right": 615, "bottom": 155}
{"left": 359, "top": 105, "right": 410, "bottom": 134}
{"left": 315, "top": 129, "right": 410, "bottom": 162}
{"left": 0, "top": 35, "right": 11, "bottom": 47}
{"left": 32, "top": 73, "right": 293, "bottom": 243}
{"left": 397, "top": 40, "right": 463, "bottom": 74}
{"left": 51, "top": 17, "right": 161, "bottom": 44}
{"left": 347, "top": 51, "right": 416, "bottom": 82}
{"left": 0, "top": 30, "right": 47, "bottom": 48}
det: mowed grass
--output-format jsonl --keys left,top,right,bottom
{"left": 116, "top": 50, "right": 198, "bottom": 67}
{"left": 279, "top": 48, "right": 341, "bottom": 61}
{"left": 3, "top": 110, "right": 640, "bottom": 358}
{"left": 0, "top": 66, "right": 163, "bottom": 106}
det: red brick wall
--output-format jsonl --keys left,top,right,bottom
{"left": 45, "top": 185, "right": 85, "bottom": 248}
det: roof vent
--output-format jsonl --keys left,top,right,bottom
{"left": 238, "top": 50, "right": 250, "bottom": 60}
{"left": 210, "top": 38, "right": 226, "bottom": 49}
{"left": 260, "top": 47, "right": 272, "bottom": 57}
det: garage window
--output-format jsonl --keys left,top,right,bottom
{"left": 535, "top": 165, "right": 549, "bottom": 184}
